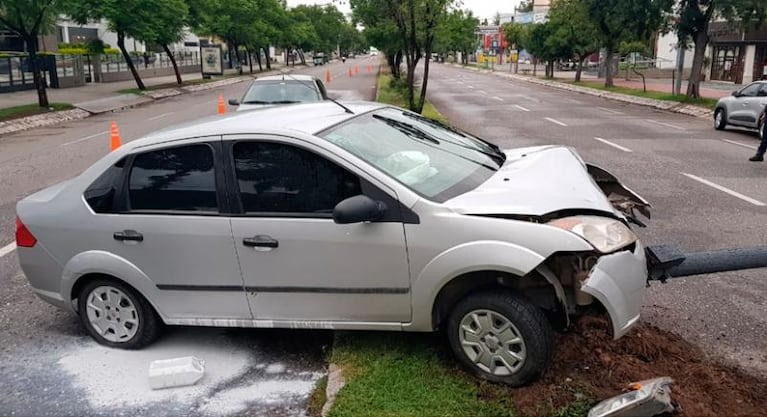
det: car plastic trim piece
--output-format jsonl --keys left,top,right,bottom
{"left": 156, "top": 284, "right": 410, "bottom": 294}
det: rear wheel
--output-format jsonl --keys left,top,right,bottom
{"left": 78, "top": 279, "right": 161, "bottom": 349}
{"left": 714, "top": 108, "right": 727, "bottom": 130}
{"left": 446, "top": 291, "right": 554, "bottom": 386}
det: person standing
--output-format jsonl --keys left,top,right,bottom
{"left": 750, "top": 109, "right": 766, "bottom": 162}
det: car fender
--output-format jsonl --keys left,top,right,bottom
{"left": 408, "top": 240, "right": 548, "bottom": 331}
{"left": 61, "top": 250, "right": 165, "bottom": 317}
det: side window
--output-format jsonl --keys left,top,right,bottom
{"left": 84, "top": 158, "right": 126, "bottom": 213}
{"left": 233, "top": 142, "right": 361, "bottom": 214}
{"left": 740, "top": 83, "right": 762, "bottom": 97}
{"left": 128, "top": 144, "right": 218, "bottom": 212}
{"left": 759, "top": 84, "right": 767, "bottom": 97}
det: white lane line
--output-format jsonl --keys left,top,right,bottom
{"left": 0, "top": 242, "right": 16, "bottom": 259}
{"left": 722, "top": 139, "right": 758, "bottom": 150}
{"left": 457, "top": 81, "right": 464, "bottom": 84}
{"left": 492, "top": 96, "right": 504, "bottom": 101}
{"left": 597, "top": 106, "right": 624, "bottom": 115}
{"left": 593, "top": 137, "right": 633, "bottom": 153}
{"left": 518, "top": 94, "right": 537, "bottom": 102}
{"left": 646, "top": 119, "right": 685, "bottom": 130}
{"left": 545, "top": 117, "right": 568, "bottom": 127}
{"left": 514, "top": 105, "right": 530, "bottom": 112}
{"left": 148, "top": 112, "right": 175, "bottom": 121}
{"left": 478, "top": 90, "right": 487, "bottom": 94}
{"left": 467, "top": 85, "right": 475, "bottom": 89}
{"left": 681, "top": 173, "right": 766, "bottom": 206}
{"left": 59, "top": 130, "right": 110, "bottom": 147}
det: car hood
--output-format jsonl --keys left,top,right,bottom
{"left": 443, "top": 146, "right": 617, "bottom": 217}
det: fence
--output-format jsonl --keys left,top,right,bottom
{"left": 0, "top": 55, "right": 58, "bottom": 92}
{"left": 100, "top": 51, "right": 200, "bottom": 73}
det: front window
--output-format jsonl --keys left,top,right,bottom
{"left": 242, "top": 80, "right": 321, "bottom": 104}
{"left": 319, "top": 108, "right": 504, "bottom": 201}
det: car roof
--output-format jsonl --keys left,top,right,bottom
{"left": 128, "top": 101, "right": 386, "bottom": 150}
{"left": 255, "top": 74, "right": 316, "bottom": 82}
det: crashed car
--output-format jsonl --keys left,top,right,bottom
{"left": 15, "top": 101, "right": 651, "bottom": 386}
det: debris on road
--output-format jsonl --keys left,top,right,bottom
{"left": 588, "top": 377, "right": 674, "bottom": 417}
{"left": 148, "top": 356, "right": 205, "bottom": 390}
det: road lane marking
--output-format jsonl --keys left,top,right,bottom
{"left": 457, "top": 81, "right": 464, "bottom": 84}
{"left": 492, "top": 96, "right": 504, "bottom": 101}
{"left": 594, "top": 137, "right": 633, "bottom": 152}
{"left": 518, "top": 94, "right": 537, "bottom": 102}
{"left": 59, "top": 130, "right": 109, "bottom": 147}
{"left": 478, "top": 90, "right": 487, "bottom": 94}
{"left": 646, "top": 119, "right": 685, "bottom": 130}
{"left": 545, "top": 117, "right": 568, "bottom": 127}
{"left": 722, "top": 139, "right": 758, "bottom": 150}
{"left": 597, "top": 106, "right": 624, "bottom": 115}
{"left": 681, "top": 173, "right": 766, "bottom": 206}
{"left": 514, "top": 105, "right": 530, "bottom": 112}
{"left": 0, "top": 242, "right": 16, "bottom": 259}
{"left": 148, "top": 112, "right": 175, "bottom": 121}
{"left": 467, "top": 85, "right": 474, "bottom": 89}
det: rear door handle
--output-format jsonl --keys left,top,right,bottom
{"left": 113, "top": 230, "right": 143, "bottom": 242}
{"left": 243, "top": 235, "right": 279, "bottom": 248}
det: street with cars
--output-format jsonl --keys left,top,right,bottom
{"left": 0, "top": 55, "right": 766, "bottom": 415}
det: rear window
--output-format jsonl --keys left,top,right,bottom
{"left": 84, "top": 158, "right": 125, "bottom": 213}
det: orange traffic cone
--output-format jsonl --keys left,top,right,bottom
{"left": 325, "top": 69, "right": 332, "bottom": 84}
{"left": 218, "top": 95, "right": 225, "bottom": 115}
{"left": 110, "top": 121, "right": 121, "bottom": 151}
{"left": 355, "top": 66, "right": 359, "bottom": 74}
{"left": 348, "top": 67, "right": 353, "bottom": 77}
{"left": 366, "top": 65, "right": 371, "bottom": 73}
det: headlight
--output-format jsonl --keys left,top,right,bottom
{"left": 548, "top": 216, "right": 637, "bottom": 253}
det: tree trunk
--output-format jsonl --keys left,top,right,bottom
{"left": 117, "top": 30, "right": 145, "bottom": 90}
{"left": 604, "top": 43, "right": 615, "bottom": 87}
{"left": 686, "top": 31, "right": 709, "bottom": 98}
{"left": 162, "top": 44, "right": 182, "bottom": 85}
{"left": 533, "top": 58, "right": 537, "bottom": 76}
{"left": 255, "top": 50, "right": 263, "bottom": 71}
{"left": 264, "top": 47, "right": 271, "bottom": 70}
{"left": 418, "top": 53, "right": 430, "bottom": 114}
{"left": 298, "top": 49, "right": 306, "bottom": 65}
{"left": 24, "top": 35, "right": 49, "bottom": 107}
{"left": 246, "top": 47, "right": 253, "bottom": 73}
{"left": 575, "top": 56, "right": 584, "bottom": 82}
{"left": 233, "top": 45, "right": 242, "bottom": 75}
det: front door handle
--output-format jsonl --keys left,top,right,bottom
{"left": 113, "top": 230, "right": 144, "bottom": 242}
{"left": 243, "top": 235, "right": 279, "bottom": 248}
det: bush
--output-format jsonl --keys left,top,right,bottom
{"left": 58, "top": 48, "right": 88, "bottom": 55}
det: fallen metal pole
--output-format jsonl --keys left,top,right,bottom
{"left": 646, "top": 245, "right": 767, "bottom": 281}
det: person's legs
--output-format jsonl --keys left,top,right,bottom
{"left": 750, "top": 114, "right": 767, "bottom": 161}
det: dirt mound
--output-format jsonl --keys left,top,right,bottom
{"left": 511, "top": 316, "right": 767, "bottom": 417}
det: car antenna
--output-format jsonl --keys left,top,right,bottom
{"left": 279, "top": 69, "right": 355, "bottom": 114}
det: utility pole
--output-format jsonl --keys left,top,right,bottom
{"left": 674, "top": 38, "right": 685, "bottom": 96}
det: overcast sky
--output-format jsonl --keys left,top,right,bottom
{"left": 285, "top": 0, "right": 522, "bottom": 21}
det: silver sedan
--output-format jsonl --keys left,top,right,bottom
{"left": 714, "top": 80, "right": 767, "bottom": 132}
{"left": 16, "top": 101, "right": 651, "bottom": 386}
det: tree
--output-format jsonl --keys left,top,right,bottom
{"left": 434, "top": 8, "right": 478, "bottom": 64}
{"left": 351, "top": 0, "right": 404, "bottom": 78}
{"left": 526, "top": 22, "right": 572, "bottom": 78}
{"left": 545, "top": 0, "right": 600, "bottom": 82}
{"left": 141, "top": 0, "right": 188, "bottom": 84}
{"left": 675, "top": 0, "right": 767, "bottom": 98}
{"left": 492, "top": 11, "right": 501, "bottom": 25}
{"left": 0, "top": 0, "right": 64, "bottom": 106}
{"left": 584, "top": 0, "right": 672, "bottom": 87}
{"left": 502, "top": 21, "right": 529, "bottom": 73}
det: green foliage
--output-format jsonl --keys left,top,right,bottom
{"left": 545, "top": 0, "right": 600, "bottom": 61}
{"left": 584, "top": 0, "right": 672, "bottom": 49}
{"left": 619, "top": 40, "right": 648, "bottom": 56}
{"left": 434, "top": 8, "right": 479, "bottom": 57}
{"left": 502, "top": 22, "right": 529, "bottom": 50}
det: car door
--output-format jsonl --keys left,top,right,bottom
{"left": 225, "top": 136, "right": 413, "bottom": 325}
{"left": 730, "top": 83, "right": 763, "bottom": 126}
{"left": 96, "top": 139, "right": 251, "bottom": 321}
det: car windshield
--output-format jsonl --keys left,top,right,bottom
{"left": 242, "top": 80, "right": 321, "bottom": 104}
{"left": 319, "top": 108, "right": 505, "bottom": 201}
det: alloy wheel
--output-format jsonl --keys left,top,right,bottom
{"left": 85, "top": 286, "right": 139, "bottom": 343}
{"left": 458, "top": 309, "right": 527, "bottom": 376}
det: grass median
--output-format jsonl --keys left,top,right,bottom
{"left": 0, "top": 103, "right": 74, "bottom": 122}
{"left": 567, "top": 81, "right": 718, "bottom": 110}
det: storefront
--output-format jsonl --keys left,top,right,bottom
{"left": 708, "top": 22, "right": 767, "bottom": 83}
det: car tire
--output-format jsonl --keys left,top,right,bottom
{"left": 78, "top": 279, "right": 161, "bottom": 349}
{"left": 446, "top": 291, "right": 553, "bottom": 386}
{"left": 714, "top": 108, "right": 727, "bottom": 130}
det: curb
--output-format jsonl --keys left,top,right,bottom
{"left": 320, "top": 362, "right": 345, "bottom": 417}
{"left": 0, "top": 71, "right": 278, "bottom": 138}
{"left": 447, "top": 63, "right": 713, "bottom": 119}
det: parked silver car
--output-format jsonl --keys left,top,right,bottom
{"left": 228, "top": 74, "right": 328, "bottom": 111}
{"left": 714, "top": 81, "right": 767, "bottom": 131}
{"left": 16, "top": 101, "right": 651, "bottom": 386}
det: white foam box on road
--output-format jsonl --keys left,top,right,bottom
{"left": 148, "top": 356, "right": 205, "bottom": 390}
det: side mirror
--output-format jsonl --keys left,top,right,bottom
{"left": 731, "top": 90, "right": 740, "bottom": 97}
{"left": 333, "top": 195, "right": 386, "bottom": 224}
{"left": 228, "top": 98, "right": 240, "bottom": 105}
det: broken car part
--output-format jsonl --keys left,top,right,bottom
{"left": 588, "top": 377, "right": 675, "bottom": 417}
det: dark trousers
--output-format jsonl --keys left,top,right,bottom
{"left": 760, "top": 123, "right": 767, "bottom": 155}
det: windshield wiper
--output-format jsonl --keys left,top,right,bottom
{"left": 372, "top": 114, "right": 498, "bottom": 171}
{"left": 241, "top": 100, "right": 271, "bottom": 104}
{"left": 270, "top": 100, "right": 301, "bottom": 104}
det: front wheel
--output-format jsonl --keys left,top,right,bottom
{"left": 447, "top": 291, "right": 554, "bottom": 386}
{"left": 78, "top": 279, "right": 161, "bottom": 349}
{"left": 714, "top": 108, "right": 727, "bottom": 130}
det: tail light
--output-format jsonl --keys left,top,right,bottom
{"left": 15, "top": 217, "right": 37, "bottom": 248}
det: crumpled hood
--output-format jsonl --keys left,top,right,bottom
{"left": 443, "top": 146, "right": 616, "bottom": 217}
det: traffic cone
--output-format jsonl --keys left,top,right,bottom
{"left": 218, "top": 95, "right": 225, "bottom": 115}
{"left": 355, "top": 66, "right": 359, "bottom": 74}
{"left": 110, "top": 121, "right": 121, "bottom": 151}
{"left": 325, "top": 69, "right": 332, "bottom": 84}
{"left": 366, "top": 65, "right": 371, "bottom": 73}
{"left": 348, "top": 67, "right": 353, "bottom": 77}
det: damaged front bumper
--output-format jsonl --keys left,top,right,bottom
{"left": 581, "top": 242, "right": 648, "bottom": 339}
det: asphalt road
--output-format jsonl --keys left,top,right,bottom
{"left": 425, "top": 63, "right": 767, "bottom": 375}
{"left": 0, "top": 54, "right": 379, "bottom": 417}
